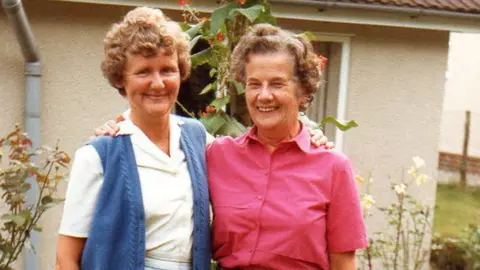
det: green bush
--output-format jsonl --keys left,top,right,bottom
{"left": 430, "top": 223, "right": 480, "bottom": 270}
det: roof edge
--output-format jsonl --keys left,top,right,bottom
{"left": 51, "top": 0, "right": 480, "bottom": 33}
{"left": 270, "top": 0, "right": 480, "bottom": 19}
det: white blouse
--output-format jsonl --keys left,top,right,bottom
{"left": 59, "top": 115, "right": 212, "bottom": 268}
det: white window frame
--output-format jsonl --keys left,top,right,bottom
{"left": 309, "top": 32, "right": 353, "bottom": 152}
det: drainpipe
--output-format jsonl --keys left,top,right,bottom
{"left": 2, "top": 0, "right": 41, "bottom": 269}
{"left": 270, "top": 0, "right": 480, "bottom": 19}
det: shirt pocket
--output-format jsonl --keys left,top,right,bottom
{"left": 265, "top": 201, "right": 329, "bottom": 265}
{"left": 211, "top": 204, "right": 258, "bottom": 259}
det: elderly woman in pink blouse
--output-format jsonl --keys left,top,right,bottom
{"left": 207, "top": 24, "right": 367, "bottom": 270}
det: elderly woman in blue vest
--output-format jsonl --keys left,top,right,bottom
{"left": 55, "top": 7, "right": 210, "bottom": 270}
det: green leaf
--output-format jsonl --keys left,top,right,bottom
{"left": 200, "top": 83, "right": 215, "bottom": 95}
{"left": 179, "top": 22, "right": 191, "bottom": 32}
{"left": 185, "top": 21, "right": 206, "bottom": 38}
{"left": 209, "top": 68, "right": 217, "bottom": 78}
{"left": 41, "top": 195, "right": 53, "bottom": 205}
{"left": 297, "top": 31, "right": 317, "bottom": 41}
{"left": 210, "top": 1, "right": 239, "bottom": 35}
{"left": 200, "top": 115, "right": 227, "bottom": 135}
{"left": 231, "top": 80, "right": 245, "bottom": 95}
{"left": 0, "top": 242, "right": 14, "bottom": 256}
{"left": 1, "top": 213, "right": 26, "bottom": 227}
{"left": 191, "top": 48, "right": 212, "bottom": 69}
{"left": 33, "top": 224, "right": 43, "bottom": 232}
{"left": 321, "top": 116, "right": 359, "bottom": 131}
{"left": 255, "top": 10, "right": 277, "bottom": 25}
{"left": 19, "top": 182, "right": 31, "bottom": 193}
{"left": 216, "top": 114, "right": 247, "bottom": 137}
{"left": 230, "top": 4, "right": 264, "bottom": 22}
{"left": 189, "top": 35, "right": 203, "bottom": 51}
{"left": 207, "top": 43, "right": 229, "bottom": 68}
{"left": 210, "top": 96, "right": 231, "bottom": 109}
{"left": 10, "top": 194, "right": 24, "bottom": 204}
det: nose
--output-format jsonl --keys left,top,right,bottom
{"left": 151, "top": 72, "right": 165, "bottom": 89}
{"left": 257, "top": 83, "right": 273, "bottom": 101}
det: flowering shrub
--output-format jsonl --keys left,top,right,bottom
{"left": 0, "top": 126, "right": 70, "bottom": 269}
{"left": 357, "top": 157, "right": 434, "bottom": 270}
{"left": 178, "top": 0, "right": 356, "bottom": 136}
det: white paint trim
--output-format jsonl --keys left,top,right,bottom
{"left": 334, "top": 39, "right": 351, "bottom": 152}
{"left": 315, "top": 36, "right": 351, "bottom": 150}
{"left": 52, "top": 0, "right": 480, "bottom": 33}
{"left": 291, "top": 30, "right": 352, "bottom": 151}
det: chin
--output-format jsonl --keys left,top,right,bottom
{"left": 144, "top": 108, "right": 171, "bottom": 118}
{"left": 254, "top": 121, "right": 282, "bottom": 131}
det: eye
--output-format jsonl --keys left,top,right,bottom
{"left": 247, "top": 82, "right": 261, "bottom": 88}
{"left": 161, "top": 68, "right": 173, "bottom": 73}
{"left": 135, "top": 69, "right": 149, "bottom": 76}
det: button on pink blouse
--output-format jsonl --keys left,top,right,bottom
{"left": 207, "top": 124, "right": 368, "bottom": 270}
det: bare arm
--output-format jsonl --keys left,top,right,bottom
{"left": 329, "top": 251, "right": 356, "bottom": 270}
{"left": 56, "top": 235, "right": 86, "bottom": 270}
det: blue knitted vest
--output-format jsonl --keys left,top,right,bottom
{"left": 81, "top": 117, "right": 211, "bottom": 270}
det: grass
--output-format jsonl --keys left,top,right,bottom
{"left": 433, "top": 183, "right": 480, "bottom": 236}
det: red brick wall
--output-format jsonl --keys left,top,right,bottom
{"left": 438, "top": 152, "right": 480, "bottom": 174}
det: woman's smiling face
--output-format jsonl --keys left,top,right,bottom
{"left": 245, "top": 52, "right": 304, "bottom": 134}
{"left": 118, "top": 48, "right": 181, "bottom": 121}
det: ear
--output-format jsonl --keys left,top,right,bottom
{"left": 114, "top": 80, "right": 124, "bottom": 89}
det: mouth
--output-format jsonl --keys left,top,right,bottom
{"left": 144, "top": 93, "right": 167, "bottom": 100}
{"left": 257, "top": 106, "right": 279, "bottom": 112}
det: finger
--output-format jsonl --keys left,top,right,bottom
{"left": 106, "top": 120, "right": 118, "bottom": 129}
{"left": 94, "top": 127, "right": 106, "bottom": 136}
{"left": 115, "top": 115, "right": 126, "bottom": 123}
{"left": 312, "top": 130, "right": 324, "bottom": 141}
{"left": 105, "top": 120, "right": 120, "bottom": 134}
{"left": 326, "top": 142, "right": 335, "bottom": 149}
{"left": 318, "top": 136, "right": 328, "bottom": 145}
{"left": 311, "top": 135, "right": 327, "bottom": 147}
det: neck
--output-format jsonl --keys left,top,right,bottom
{"left": 131, "top": 111, "right": 171, "bottom": 155}
{"left": 256, "top": 121, "right": 301, "bottom": 153}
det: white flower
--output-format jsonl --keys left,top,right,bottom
{"left": 394, "top": 183, "right": 406, "bottom": 195}
{"left": 408, "top": 166, "right": 417, "bottom": 176}
{"left": 361, "top": 194, "right": 376, "bottom": 210}
{"left": 355, "top": 175, "right": 365, "bottom": 184}
{"left": 415, "top": 174, "right": 429, "bottom": 186}
{"left": 412, "top": 156, "right": 426, "bottom": 169}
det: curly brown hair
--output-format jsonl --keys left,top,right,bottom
{"left": 101, "top": 7, "right": 191, "bottom": 96}
{"left": 230, "top": 24, "right": 322, "bottom": 111}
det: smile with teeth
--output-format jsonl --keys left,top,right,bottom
{"left": 257, "top": 106, "right": 279, "bottom": 112}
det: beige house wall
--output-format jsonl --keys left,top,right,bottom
{"left": 439, "top": 32, "right": 480, "bottom": 157}
{"left": 280, "top": 18, "right": 448, "bottom": 213}
{"left": 1, "top": 1, "right": 447, "bottom": 269}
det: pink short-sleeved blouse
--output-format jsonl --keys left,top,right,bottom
{"left": 207, "top": 124, "right": 368, "bottom": 270}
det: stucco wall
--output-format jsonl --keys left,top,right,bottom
{"left": 2, "top": 1, "right": 129, "bottom": 269}
{"left": 280, "top": 18, "right": 448, "bottom": 249}
{"left": 1, "top": 1, "right": 448, "bottom": 268}
{"left": 439, "top": 33, "right": 480, "bottom": 157}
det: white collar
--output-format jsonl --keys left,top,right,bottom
{"left": 117, "top": 115, "right": 184, "bottom": 164}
